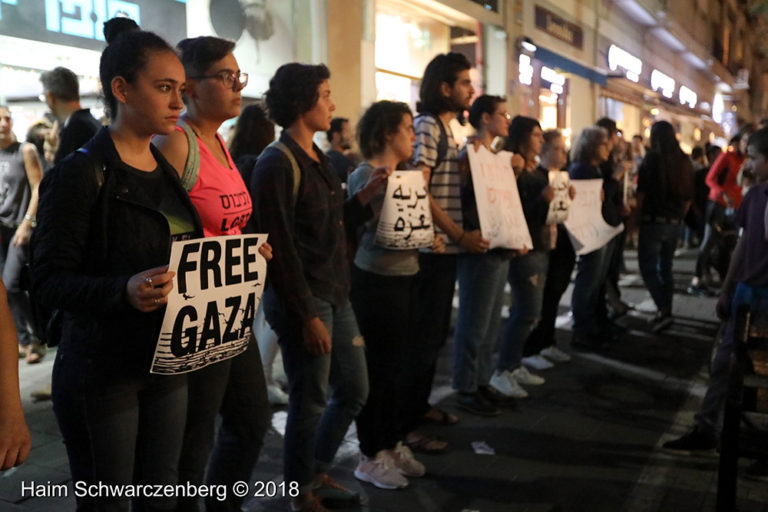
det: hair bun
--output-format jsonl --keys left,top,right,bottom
{"left": 103, "top": 17, "right": 140, "bottom": 45}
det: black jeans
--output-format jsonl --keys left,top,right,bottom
{"left": 0, "top": 224, "right": 36, "bottom": 346}
{"left": 524, "top": 226, "right": 575, "bottom": 355}
{"left": 402, "top": 253, "right": 457, "bottom": 432}
{"left": 176, "top": 337, "right": 270, "bottom": 512}
{"left": 53, "top": 347, "right": 187, "bottom": 512}
{"left": 695, "top": 201, "right": 726, "bottom": 281}
{"left": 350, "top": 265, "right": 416, "bottom": 456}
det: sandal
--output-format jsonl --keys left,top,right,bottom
{"left": 405, "top": 431, "right": 448, "bottom": 454}
{"left": 422, "top": 406, "right": 459, "bottom": 425}
{"left": 25, "top": 343, "right": 46, "bottom": 365}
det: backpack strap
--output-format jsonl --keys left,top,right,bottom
{"left": 177, "top": 119, "right": 201, "bottom": 192}
{"left": 75, "top": 147, "right": 107, "bottom": 188}
{"left": 265, "top": 140, "right": 301, "bottom": 207}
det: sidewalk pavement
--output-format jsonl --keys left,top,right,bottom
{"left": 3, "top": 249, "right": 768, "bottom": 511}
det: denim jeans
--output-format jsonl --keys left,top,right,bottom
{"left": 695, "top": 201, "right": 726, "bottom": 280}
{"left": 52, "top": 348, "right": 187, "bottom": 512}
{"left": 0, "top": 224, "right": 36, "bottom": 346}
{"left": 571, "top": 241, "right": 611, "bottom": 338}
{"left": 638, "top": 222, "right": 683, "bottom": 316}
{"left": 264, "top": 290, "right": 368, "bottom": 492}
{"left": 525, "top": 226, "right": 575, "bottom": 355}
{"left": 401, "top": 253, "right": 457, "bottom": 432}
{"left": 696, "top": 283, "right": 768, "bottom": 435}
{"left": 350, "top": 265, "right": 416, "bottom": 456}
{"left": 453, "top": 252, "right": 508, "bottom": 392}
{"left": 497, "top": 250, "right": 549, "bottom": 371}
{"left": 176, "top": 337, "right": 270, "bottom": 512}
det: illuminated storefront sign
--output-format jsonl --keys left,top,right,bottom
{"left": 607, "top": 44, "right": 641, "bottom": 82}
{"left": 519, "top": 53, "right": 533, "bottom": 86}
{"left": 540, "top": 66, "right": 565, "bottom": 94}
{"left": 713, "top": 92, "right": 725, "bottom": 123}
{"left": 679, "top": 85, "right": 697, "bottom": 109}
{"left": 650, "top": 69, "right": 675, "bottom": 99}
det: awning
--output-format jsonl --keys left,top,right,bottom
{"left": 534, "top": 46, "right": 607, "bottom": 86}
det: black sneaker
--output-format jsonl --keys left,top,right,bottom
{"left": 652, "top": 314, "right": 674, "bottom": 333}
{"left": 456, "top": 391, "right": 501, "bottom": 416}
{"left": 662, "top": 427, "right": 717, "bottom": 453}
{"left": 478, "top": 385, "right": 517, "bottom": 408}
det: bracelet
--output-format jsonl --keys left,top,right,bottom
{"left": 23, "top": 214, "right": 36, "bottom": 228}
{"left": 456, "top": 231, "right": 465, "bottom": 244}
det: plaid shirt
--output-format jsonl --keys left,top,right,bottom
{"left": 250, "top": 132, "right": 368, "bottom": 323}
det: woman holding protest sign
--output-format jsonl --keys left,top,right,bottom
{"left": 31, "top": 26, "right": 203, "bottom": 510}
{"left": 490, "top": 116, "right": 551, "bottom": 398}
{"left": 153, "top": 35, "right": 272, "bottom": 512}
{"left": 453, "top": 96, "right": 524, "bottom": 413}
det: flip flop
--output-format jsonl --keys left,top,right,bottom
{"left": 405, "top": 431, "right": 448, "bottom": 454}
{"left": 422, "top": 406, "right": 459, "bottom": 425}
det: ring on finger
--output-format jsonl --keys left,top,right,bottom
{"left": 153, "top": 298, "right": 159, "bottom": 305}
{"left": 145, "top": 277, "right": 153, "bottom": 286}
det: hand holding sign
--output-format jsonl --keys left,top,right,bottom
{"left": 126, "top": 265, "right": 176, "bottom": 313}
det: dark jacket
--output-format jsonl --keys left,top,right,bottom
{"left": 31, "top": 127, "right": 204, "bottom": 376}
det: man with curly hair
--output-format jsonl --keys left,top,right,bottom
{"left": 250, "top": 63, "right": 375, "bottom": 512}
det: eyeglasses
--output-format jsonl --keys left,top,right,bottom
{"left": 497, "top": 111, "right": 512, "bottom": 121}
{"left": 188, "top": 70, "right": 248, "bottom": 91}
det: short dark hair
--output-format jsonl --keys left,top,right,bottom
{"left": 541, "top": 129, "right": 562, "bottom": 156}
{"left": 327, "top": 117, "right": 348, "bottom": 143}
{"left": 596, "top": 117, "right": 618, "bottom": 136}
{"left": 504, "top": 115, "right": 541, "bottom": 154}
{"left": 748, "top": 127, "right": 768, "bottom": 159}
{"left": 417, "top": 52, "right": 471, "bottom": 115}
{"left": 177, "top": 36, "right": 236, "bottom": 78}
{"left": 468, "top": 95, "right": 505, "bottom": 130}
{"left": 228, "top": 103, "right": 275, "bottom": 161}
{"left": 691, "top": 146, "right": 705, "bottom": 160}
{"left": 357, "top": 100, "right": 412, "bottom": 159}
{"left": 40, "top": 67, "right": 79, "bottom": 102}
{"left": 265, "top": 63, "right": 331, "bottom": 128}
{"left": 99, "top": 30, "right": 175, "bottom": 118}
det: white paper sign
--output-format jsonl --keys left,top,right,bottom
{"left": 467, "top": 145, "right": 532, "bottom": 250}
{"left": 564, "top": 180, "right": 623, "bottom": 255}
{"left": 150, "top": 234, "right": 268, "bottom": 375}
{"left": 375, "top": 170, "right": 434, "bottom": 250}
{"left": 546, "top": 171, "right": 571, "bottom": 225}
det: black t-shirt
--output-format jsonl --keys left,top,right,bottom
{"left": 637, "top": 151, "right": 688, "bottom": 220}
{"left": 54, "top": 109, "right": 101, "bottom": 164}
{"left": 734, "top": 183, "right": 768, "bottom": 287}
{"left": 120, "top": 164, "right": 197, "bottom": 242}
{"left": 326, "top": 149, "right": 354, "bottom": 183}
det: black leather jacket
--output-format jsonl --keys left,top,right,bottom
{"left": 31, "top": 127, "right": 204, "bottom": 376}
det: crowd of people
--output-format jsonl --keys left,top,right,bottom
{"left": 1, "top": 16, "right": 767, "bottom": 512}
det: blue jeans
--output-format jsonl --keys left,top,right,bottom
{"left": 497, "top": 250, "right": 549, "bottom": 371}
{"left": 52, "top": 348, "right": 187, "bottom": 512}
{"left": 571, "top": 242, "right": 612, "bottom": 338}
{"left": 0, "top": 224, "right": 36, "bottom": 346}
{"left": 264, "top": 291, "right": 368, "bottom": 492}
{"left": 638, "top": 222, "right": 683, "bottom": 316}
{"left": 696, "top": 283, "right": 768, "bottom": 434}
{"left": 453, "top": 252, "right": 509, "bottom": 392}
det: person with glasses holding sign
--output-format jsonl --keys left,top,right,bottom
{"left": 154, "top": 36, "right": 272, "bottom": 512}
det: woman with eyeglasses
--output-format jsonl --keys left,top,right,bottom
{"left": 154, "top": 36, "right": 272, "bottom": 512}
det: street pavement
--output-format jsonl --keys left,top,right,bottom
{"left": 2, "top": 248, "right": 768, "bottom": 511}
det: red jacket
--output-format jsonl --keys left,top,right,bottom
{"left": 705, "top": 150, "right": 744, "bottom": 208}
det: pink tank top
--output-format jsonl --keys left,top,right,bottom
{"left": 176, "top": 126, "right": 251, "bottom": 237}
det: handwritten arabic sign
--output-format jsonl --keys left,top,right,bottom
{"left": 375, "top": 171, "right": 434, "bottom": 250}
{"left": 467, "top": 146, "right": 532, "bottom": 250}
{"left": 563, "top": 180, "right": 623, "bottom": 255}
{"left": 150, "top": 234, "right": 268, "bottom": 375}
{"left": 546, "top": 171, "right": 571, "bottom": 224}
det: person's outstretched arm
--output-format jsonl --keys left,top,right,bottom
{"left": 0, "top": 278, "right": 31, "bottom": 470}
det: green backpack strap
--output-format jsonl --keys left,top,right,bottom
{"left": 266, "top": 140, "right": 301, "bottom": 206}
{"left": 178, "top": 119, "right": 201, "bottom": 192}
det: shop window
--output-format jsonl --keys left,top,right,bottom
{"left": 469, "top": 0, "right": 498, "bottom": 12}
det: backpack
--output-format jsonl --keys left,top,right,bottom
{"left": 27, "top": 147, "right": 107, "bottom": 346}
{"left": 258, "top": 140, "right": 302, "bottom": 206}
{"left": 178, "top": 119, "right": 201, "bottom": 192}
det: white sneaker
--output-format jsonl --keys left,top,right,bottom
{"left": 540, "top": 346, "right": 571, "bottom": 363}
{"left": 489, "top": 370, "right": 529, "bottom": 399}
{"left": 521, "top": 355, "right": 554, "bottom": 370}
{"left": 389, "top": 442, "right": 425, "bottom": 477}
{"left": 512, "top": 366, "right": 545, "bottom": 386}
{"left": 267, "top": 384, "right": 289, "bottom": 405}
{"left": 354, "top": 452, "right": 408, "bottom": 489}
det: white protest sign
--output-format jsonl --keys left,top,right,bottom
{"left": 150, "top": 234, "right": 268, "bottom": 375}
{"left": 467, "top": 145, "right": 532, "bottom": 250}
{"left": 375, "top": 170, "right": 434, "bottom": 250}
{"left": 546, "top": 171, "right": 571, "bottom": 224}
{"left": 563, "top": 179, "right": 623, "bottom": 255}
